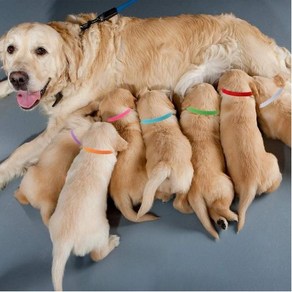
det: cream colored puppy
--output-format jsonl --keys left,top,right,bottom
{"left": 180, "top": 83, "right": 238, "bottom": 239}
{"left": 252, "top": 74, "right": 291, "bottom": 146}
{"left": 136, "top": 89, "right": 193, "bottom": 218}
{"left": 14, "top": 102, "right": 98, "bottom": 225}
{"left": 49, "top": 122, "right": 128, "bottom": 291}
{"left": 218, "top": 69, "right": 282, "bottom": 231}
{"left": 99, "top": 88, "right": 157, "bottom": 222}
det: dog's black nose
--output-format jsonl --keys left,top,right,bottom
{"left": 9, "top": 71, "right": 29, "bottom": 90}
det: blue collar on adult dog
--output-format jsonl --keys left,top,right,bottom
{"left": 140, "top": 112, "right": 173, "bottom": 124}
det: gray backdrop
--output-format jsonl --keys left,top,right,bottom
{"left": 0, "top": 0, "right": 291, "bottom": 291}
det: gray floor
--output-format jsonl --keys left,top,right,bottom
{"left": 0, "top": 0, "right": 291, "bottom": 291}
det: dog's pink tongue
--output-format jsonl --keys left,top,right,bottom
{"left": 16, "top": 90, "right": 41, "bottom": 108}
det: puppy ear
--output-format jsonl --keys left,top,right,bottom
{"left": 273, "top": 74, "right": 286, "bottom": 87}
{"left": 115, "top": 134, "right": 128, "bottom": 152}
{"left": 249, "top": 80, "right": 259, "bottom": 99}
{"left": 137, "top": 87, "right": 149, "bottom": 99}
{"left": 48, "top": 22, "right": 81, "bottom": 83}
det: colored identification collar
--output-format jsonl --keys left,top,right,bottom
{"left": 140, "top": 112, "right": 173, "bottom": 125}
{"left": 259, "top": 87, "right": 284, "bottom": 109}
{"left": 221, "top": 88, "right": 253, "bottom": 97}
{"left": 186, "top": 107, "right": 219, "bottom": 116}
{"left": 107, "top": 108, "right": 131, "bottom": 122}
{"left": 70, "top": 129, "right": 113, "bottom": 154}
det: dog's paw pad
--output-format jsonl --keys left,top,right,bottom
{"left": 217, "top": 219, "right": 227, "bottom": 230}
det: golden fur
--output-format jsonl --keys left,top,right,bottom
{"left": 252, "top": 75, "right": 291, "bottom": 146}
{"left": 99, "top": 88, "right": 157, "bottom": 222}
{"left": 136, "top": 89, "right": 193, "bottom": 218}
{"left": 218, "top": 69, "right": 282, "bottom": 231}
{"left": 0, "top": 13, "right": 290, "bottom": 189}
{"left": 49, "top": 122, "right": 128, "bottom": 291}
{"left": 179, "top": 83, "right": 238, "bottom": 239}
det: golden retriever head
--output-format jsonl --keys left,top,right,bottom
{"left": 0, "top": 21, "right": 80, "bottom": 110}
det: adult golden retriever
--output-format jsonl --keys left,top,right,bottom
{"left": 0, "top": 12, "right": 290, "bottom": 188}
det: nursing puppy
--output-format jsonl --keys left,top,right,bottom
{"left": 252, "top": 74, "right": 291, "bottom": 146}
{"left": 136, "top": 89, "right": 193, "bottom": 218}
{"left": 14, "top": 102, "right": 98, "bottom": 225}
{"left": 49, "top": 122, "right": 128, "bottom": 291}
{"left": 99, "top": 88, "right": 157, "bottom": 222}
{"left": 218, "top": 69, "right": 282, "bottom": 231}
{"left": 180, "top": 83, "right": 238, "bottom": 239}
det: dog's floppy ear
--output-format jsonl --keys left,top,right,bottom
{"left": 137, "top": 87, "right": 150, "bottom": 99}
{"left": 273, "top": 74, "right": 286, "bottom": 88}
{"left": 249, "top": 79, "right": 260, "bottom": 99}
{"left": 115, "top": 134, "right": 128, "bottom": 152}
{"left": 48, "top": 21, "right": 81, "bottom": 83}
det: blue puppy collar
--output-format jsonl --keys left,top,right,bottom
{"left": 140, "top": 112, "right": 173, "bottom": 124}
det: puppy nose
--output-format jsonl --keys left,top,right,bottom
{"left": 9, "top": 71, "right": 29, "bottom": 90}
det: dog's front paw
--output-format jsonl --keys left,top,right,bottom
{"left": 109, "top": 235, "right": 120, "bottom": 248}
{"left": 0, "top": 171, "right": 8, "bottom": 190}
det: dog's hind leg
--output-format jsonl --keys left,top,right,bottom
{"left": 40, "top": 202, "right": 56, "bottom": 226}
{"left": 208, "top": 200, "right": 238, "bottom": 231}
{"left": 173, "top": 192, "right": 193, "bottom": 214}
{"left": 90, "top": 235, "right": 120, "bottom": 262}
{"left": 188, "top": 194, "right": 219, "bottom": 240}
{"left": 14, "top": 189, "right": 29, "bottom": 205}
{"left": 113, "top": 193, "right": 158, "bottom": 223}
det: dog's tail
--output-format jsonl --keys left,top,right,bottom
{"left": 137, "top": 162, "right": 171, "bottom": 219}
{"left": 189, "top": 195, "right": 219, "bottom": 240}
{"left": 237, "top": 186, "right": 257, "bottom": 232}
{"left": 174, "top": 37, "right": 239, "bottom": 100}
{"left": 114, "top": 194, "right": 159, "bottom": 222}
{"left": 51, "top": 242, "right": 71, "bottom": 291}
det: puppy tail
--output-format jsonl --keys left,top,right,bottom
{"left": 137, "top": 163, "right": 171, "bottom": 218}
{"left": 114, "top": 194, "right": 159, "bottom": 223}
{"left": 237, "top": 186, "right": 257, "bottom": 233}
{"left": 51, "top": 243, "right": 71, "bottom": 291}
{"left": 189, "top": 195, "right": 219, "bottom": 240}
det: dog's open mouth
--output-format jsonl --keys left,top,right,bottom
{"left": 16, "top": 78, "right": 51, "bottom": 110}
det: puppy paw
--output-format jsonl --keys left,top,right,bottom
{"left": 216, "top": 218, "right": 228, "bottom": 230}
{"left": 109, "top": 234, "right": 120, "bottom": 248}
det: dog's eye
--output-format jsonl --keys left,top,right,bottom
{"left": 35, "top": 47, "right": 48, "bottom": 56}
{"left": 7, "top": 45, "right": 15, "bottom": 54}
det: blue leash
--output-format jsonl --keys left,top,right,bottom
{"left": 80, "top": 0, "right": 139, "bottom": 31}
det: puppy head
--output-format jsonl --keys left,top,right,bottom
{"left": 99, "top": 88, "right": 136, "bottom": 121}
{"left": 90, "top": 122, "right": 128, "bottom": 152}
{"left": 252, "top": 74, "right": 287, "bottom": 104}
{"left": 182, "top": 83, "right": 220, "bottom": 111}
{"left": 137, "top": 88, "right": 175, "bottom": 118}
{"left": 0, "top": 21, "right": 81, "bottom": 110}
{"left": 217, "top": 69, "right": 260, "bottom": 104}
